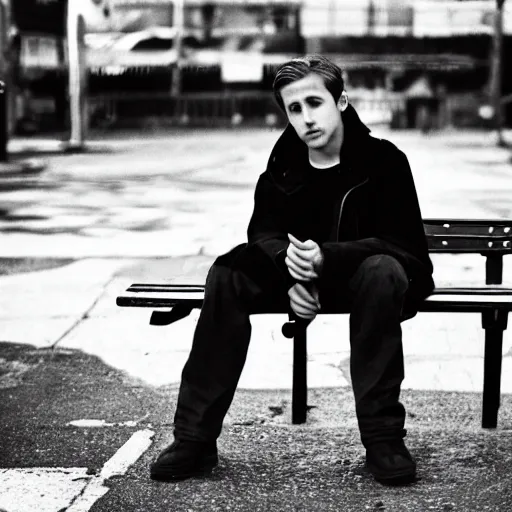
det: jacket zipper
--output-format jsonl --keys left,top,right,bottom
{"left": 336, "top": 178, "right": 369, "bottom": 242}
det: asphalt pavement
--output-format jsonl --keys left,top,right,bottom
{"left": 1, "top": 126, "right": 512, "bottom": 511}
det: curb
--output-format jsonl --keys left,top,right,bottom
{"left": 0, "top": 158, "right": 47, "bottom": 178}
{"left": 7, "top": 140, "right": 114, "bottom": 158}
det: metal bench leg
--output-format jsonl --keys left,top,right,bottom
{"left": 481, "top": 309, "right": 508, "bottom": 428}
{"left": 150, "top": 304, "right": 193, "bottom": 326}
{"left": 292, "top": 325, "right": 308, "bottom": 424}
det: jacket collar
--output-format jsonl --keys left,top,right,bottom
{"left": 266, "top": 104, "right": 372, "bottom": 194}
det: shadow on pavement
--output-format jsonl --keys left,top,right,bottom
{"left": 0, "top": 257, "right": 77, "bottom": 276}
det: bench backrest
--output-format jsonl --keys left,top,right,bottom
{"left": 423, "top": 219, "right": 512, "bottom": 285}
{"left": 424, "top": 219, "right": 512, "bottom": 253}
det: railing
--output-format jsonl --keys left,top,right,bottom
{"left": 87, "top": 90, "right": 408, "bottom": 129}
{"left": 88, "top": 90, "right": 285, "bottom": 128}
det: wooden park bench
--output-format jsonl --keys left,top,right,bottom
{"left": 117, "top": 219, "right": 512, "bottom": 428}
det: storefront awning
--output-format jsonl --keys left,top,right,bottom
{"left": 112, "top": 0, "right": 301, "bottom": 5}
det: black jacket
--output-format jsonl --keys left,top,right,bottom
{"left": 246, "top": 104, "right": 435, "bottom": 313}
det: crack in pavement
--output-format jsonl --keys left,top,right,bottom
{"left": 52, "top": 274, "right": 117, "bottom": 349}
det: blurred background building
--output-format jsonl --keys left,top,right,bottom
{"left": 1, "top": 0, "right": 511, "bottom": 134}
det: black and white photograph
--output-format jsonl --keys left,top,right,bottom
{"left": 1, "top": 0, "right": 512, "bottom": 510}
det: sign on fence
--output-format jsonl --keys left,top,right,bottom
{"left": 221, "top": 52, "right": 263, "bottom": 83}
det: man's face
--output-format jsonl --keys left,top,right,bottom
{"left": 279, "top": 73, "right": 345, "bottom": 153}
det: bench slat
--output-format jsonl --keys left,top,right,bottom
{"left": 427, "top": 240, "right": 512, "bottom": 252}
{"left": 120, "top": 284, "right": 512, "bottom": 296}
{"left": 423, "top": 218, "right": 512, "bottom": 230}
{"left": 433, "top": 286, "right": 512, "bottom": 295}
{"left": 117, "top": 294, "right": 204, "bottom": 308}
{"left": 129, "top": 283, "right": 205, "bottom": 289}
{"left": 127, "top": 285, "right": 205, "bottom": 293}
{"left": 423, "top": 219, "right": 512, "bottom": 252}
{"left": 116, "top": 285, "right": 512, "bottom": 312}
{"left": 425, "top": 227, "right": 512, "bottom": 237}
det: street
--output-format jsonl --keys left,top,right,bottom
{"left": 1, "top": 126, "right": 512, "bottom": 511}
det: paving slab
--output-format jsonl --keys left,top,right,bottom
{"left": 0, "top": 259, "right": 129, "bottom": 348}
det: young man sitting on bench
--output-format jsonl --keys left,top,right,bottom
{"left": 150, "top": 54, "right": 435, "bottom": 486}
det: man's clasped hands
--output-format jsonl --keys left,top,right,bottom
{"left": 285, "top": 234, "right": 325, "bottom": 320}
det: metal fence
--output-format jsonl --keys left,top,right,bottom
{"left": 88, "top": 90, "right": 413, "bottom": 129}
{"left": 88, "top": 89, "right": 491, "bottom": 131}
{"left": 89, "top": 90, "right": 286, "bottom": 128}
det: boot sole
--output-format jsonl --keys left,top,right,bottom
{"left": 373, "top": 473, "right": 417, "bottom": 486}
{"left": 367, "top": 463, "right": 417, "bottom": 486}
{"left": 150, "top": 454, "right": 218, "bottom": 482}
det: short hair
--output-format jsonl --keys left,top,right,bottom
{"left": 272, "top": 54, "right": 345, "bottom": 111}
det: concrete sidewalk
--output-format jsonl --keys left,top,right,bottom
{"left": 1, "top": 128, "right": 512, "bottom": 509}
{"left": 1, "top": 132, "right": 174, "bottom": 178}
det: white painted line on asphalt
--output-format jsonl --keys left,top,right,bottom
{"left": 100, "top": 429, "right": 154, "bottom": 480}
{"left": 0, "top": 468, "right": 91, "bottom": 512}
{"left": 67, "top": 415, "right": 149, "bottom": 428}
{"left": 66, "top": 429, "right": 154, "bottom": 512}
{"left": 0, "top": 430, "right": 154, "bottom": 512}
{"left": 68, "top": 419, "right": 111, "bottom": 427}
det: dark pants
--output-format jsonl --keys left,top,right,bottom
{"left": 173, "top": 244, "right": 409, "bottom": 447}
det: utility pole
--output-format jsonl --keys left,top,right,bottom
{"left": 170, "top": 0, "right": 185, "bottom": 97}
{"left": 488, "top": 0, "right": 507, "bottom": 146}
{"left": 0, "top": 0, "right": 10, "bottom": 162}
{"left": 66, "top": 0, "right": 87, "bottom": 150}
